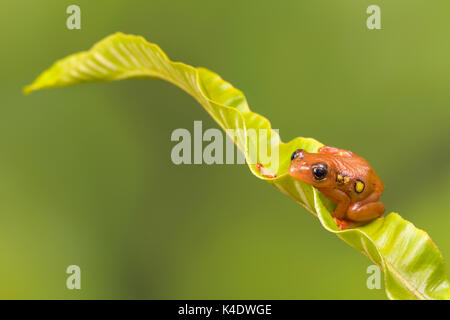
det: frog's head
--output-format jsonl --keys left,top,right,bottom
{"left": 288, "top": 149, "right": 335, "bottom": 188}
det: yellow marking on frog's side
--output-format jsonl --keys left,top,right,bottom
{"left": 337, "top": 174, "right": 350, "bottom": 185}
{"left": 355, "top": 180, "right": 365, "bottom": 193}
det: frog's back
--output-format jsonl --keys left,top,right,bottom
{"left": 330, "top": 153, "right": 383, "bottom": 201}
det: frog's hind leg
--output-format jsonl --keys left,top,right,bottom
{"left": 346, "top": 202, "right": 385, "bottom": 223}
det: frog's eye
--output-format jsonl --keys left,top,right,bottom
{"left": 312, "top": 163, "right": 328, "bottom": 181}
{"left": 291, "top": 149, "right": 304, "bottom": 161}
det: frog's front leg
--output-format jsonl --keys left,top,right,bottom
{"left": 320, "top": 188, "right": 350, "bottom": 219}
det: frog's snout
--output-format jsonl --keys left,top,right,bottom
{"left": 289, "top": 149, "right": 315, "bottom": 184}
{"left": 288, "top": 158, "right": 310, "bottom": 183}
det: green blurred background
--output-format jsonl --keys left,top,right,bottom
{"left": 1, "top": 0, "right": 450, "bottom": 299}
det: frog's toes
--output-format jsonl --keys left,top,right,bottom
{"left": 333, "top": 217, "right": 350, "bottom": 230}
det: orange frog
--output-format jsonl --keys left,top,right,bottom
{"left": 288, "top": 146, "right": 385, "bottom": 230}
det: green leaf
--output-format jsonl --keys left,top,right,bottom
{"left": 25, "top": 32, "right": 450, "bottom": 300}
